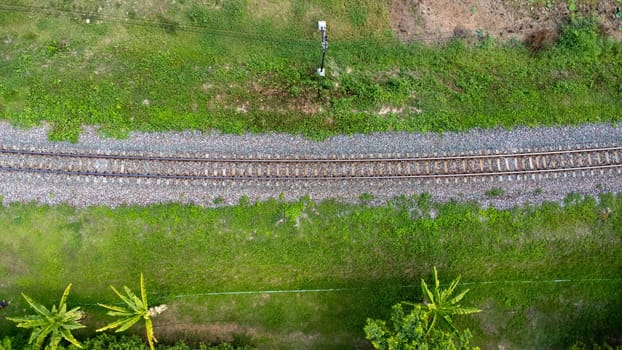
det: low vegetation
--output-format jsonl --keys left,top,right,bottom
{"left": 0, "top": 333, "right": 256, "bottom": 350}
{"left": 96, "top": 273, "right": 167, "bottom": 350}
{"left": 0, "top": 193, "right": 620, "bottom": 348}
{"left": 1, "top": 1, "right": 621, "bottom": 140}
{"left": 6, "top": 284, "right": 85, "bottom": 350}
{"left": 1, "top": 1, "right": 621, "bottom": 348}
{"left": 365, "top": 267, "right": 480, "bottom": 349}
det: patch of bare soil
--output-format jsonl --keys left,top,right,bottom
{"left": 390, "top": 0, "right": 622, "bottom": 42}
{"left": 155, "top": 321, "right": 254, "bottom": 345}
{"left": 152, "top": 301, "right": 324, "bottom": 348}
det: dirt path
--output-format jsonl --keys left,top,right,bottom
{"left": 390, "top": 0, "right": 622, "bottom": 42}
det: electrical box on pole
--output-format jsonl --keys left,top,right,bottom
{"left": 317, "top": 21, "right": 327, "bottom": 77}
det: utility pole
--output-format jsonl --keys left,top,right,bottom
{"left": 317, "top": 21, "right": 327, "bottom": 77}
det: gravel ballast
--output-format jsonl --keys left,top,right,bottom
{"left": 0, "top": 122, "right": 620, "bottom": 208}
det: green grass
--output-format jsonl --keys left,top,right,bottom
{"left": 1, "top": 1, "right": 622, "bottom": 140}
{"left": 0, "top": 193, "right": 620, "bottom": 349}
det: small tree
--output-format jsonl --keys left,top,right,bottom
{"left": 6, "top": 283, "right": 85, "bottom": 350}
{"left": 365, "top": 303, "right": 478, "bottom": 350}
{"left": 365, "top": 267, "right": 481, "bottom": 349}
{"left": 96, "top": 273, "right": 167, "bottom": 350}
{"left": 0, "top": 336, "right": 13, "bottom": 350}
{"left": 412, "top": 266, "right": 481, "bottom": 335}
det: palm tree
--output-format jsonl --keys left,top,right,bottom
{"left": 407, "top": 266, "right": 481, "bottom": 336}
{"left": 96, "top": 273, "right": 167, "bottom": 350}
{"left": 7, "top": 283, "right": 85, "bottom": 350}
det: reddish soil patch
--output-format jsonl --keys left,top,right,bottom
{"left": 390, "top": 0, "right": 622, "bottom": 42}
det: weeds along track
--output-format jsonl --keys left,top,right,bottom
{"left": 0, "top": 145, "right": 621, "bottom": 182}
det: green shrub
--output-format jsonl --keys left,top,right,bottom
{"left": 365, "top": 304, "right": 478, "bottom": 350}
{"left": 485, "top": 188, "right": 505, "bottom": 198}
{"left": 0, "top": 334, "right": 257, "bottom": 350}
{"left": 556, "top": 16, "right": 602, "bottom": 60}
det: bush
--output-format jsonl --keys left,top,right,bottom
{"left": 365, "top": 304, "right": 478, "bottom": 350}
{"left": 569, "top": 341, "right": 622, "bottom": 350}
{"left": 0, "top": 334, "right": 257, "bottom": 350}
{"left": 556, "top": 16, "right": 602, "bottom": 60}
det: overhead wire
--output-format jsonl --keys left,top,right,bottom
{"left": 0, "top": 3, "right": 319, "bottom": 46}
{"left": 64, "top": 277, "right": 622, "bottom": 329}
{"left": 0, "top": 3, "right": 512, "bottom": 45}
{"left": 115, "top": 277, "right": 622, "bottom": 303}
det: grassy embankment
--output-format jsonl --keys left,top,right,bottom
{"left": 0, "top": 0, "right": 621, "bottom": 141}
{"left": 1, "top": 1, "right": 621, "bottom": 349}
{"left": 0, "top": 194, "right": 620, "bottom": 349}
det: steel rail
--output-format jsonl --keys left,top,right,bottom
{"left": 0, "top": 164, "right": 620, "bottom": 180}
{"left": 1, "top": 146, "right": 620, "bottom": 162}
{"left": 0, "top": 145, "right": 620, "bottom": 181}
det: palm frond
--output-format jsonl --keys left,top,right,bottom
{"left": 60, "top": 328, "right": 83, "bottom": 348}
{"left": 421, "top": 278, "right": 435, "bottom": 305}
{"left": 6, "top": 316, "right": 48, "bottom": 328}
{"left": 448, "top": 288, "right": 470, "bottom": 306}
{"left": 109, "top": 285, "right": 125, "bottom": 300}
{"left": 115, "top": 315, "right": 142, "bottom": 333}
{"left": 425, "top": 313, "right": 438, "bottom": 336}
{"left": 449, "top": 306, "right": 482, "bottom": 315}
{"left": 28, "top": 324, "right": 46, "bottom": 346}
{"left": 20, "top": 293, "right": 50, "bottom": 317}
{"left": 116, "top": 286, "right": 140, "bottom": 311}
{"left": 96, "top": 317, "right": 137, "bottom": 333}
{"left": 443, "top": 276, "right": 462, "bottom": 301}
{"left": 106, "top": 310, "right": 136, "bottom": 318}
{"left": 5, "top": 314, "right": 39, "bottom": 322}
{"left": 439, "top": 313, "right": 458, "bottom": 333}
{"left": 129, "top": 293, "right": 146, "bottom": 312}
{"left": 145, "top": 317, "right": 156, "bottom": 350}
{"left": 97, "top": 303, "right": 130, "bottom": 314}
{"left": 58, "top": 284, "right": 72, "bottom": 310}
{"left": 122, "top": 286, "right": 140, "bottom": 304}
{"left": 433, "top": 267, "right": 440, "bottom": 290}
{"left": 48, "top": 330, "right": 62, "bottom": 350}
{"left": 140, "top": 273, "right": 149, "bottom": 309}
{"left": 432, "top": 267, "right": 443, "bottom": 303}
{"left": 33, "top": 322, "right": 55, "bottom": 349}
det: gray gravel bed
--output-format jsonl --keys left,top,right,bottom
{"left": 0, "top": 121, "right": 620, "bottom": 208}
{"left": 0, "top": 169, "right": 619, "bottom": 209}
{"left": 2, "top": 122, "right": 620, "bottom": 157}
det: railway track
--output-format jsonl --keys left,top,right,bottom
{"left": 0, "top": 145, "right": 620, "bottom": 181}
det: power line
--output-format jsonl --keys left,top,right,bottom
{"left": 0, "top": 4, "right": 317, "bottom": 46}
{"left": 0, "top": 3, "right": 509, "bottom": 45}
{"left": 38, "top": 277, "right": 619, "bottom": 309}
{"left": 147, "top": 277, "right": 622, "bottom": 300}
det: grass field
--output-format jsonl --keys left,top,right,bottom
{"left": 1, "top": 1, "right": 622, "bottom": 140}
{"left": 0, "top": 194, "right": 620, "bottom": 349}
{"left": 1, "top": 1, "right": 622, "bottom": 349}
